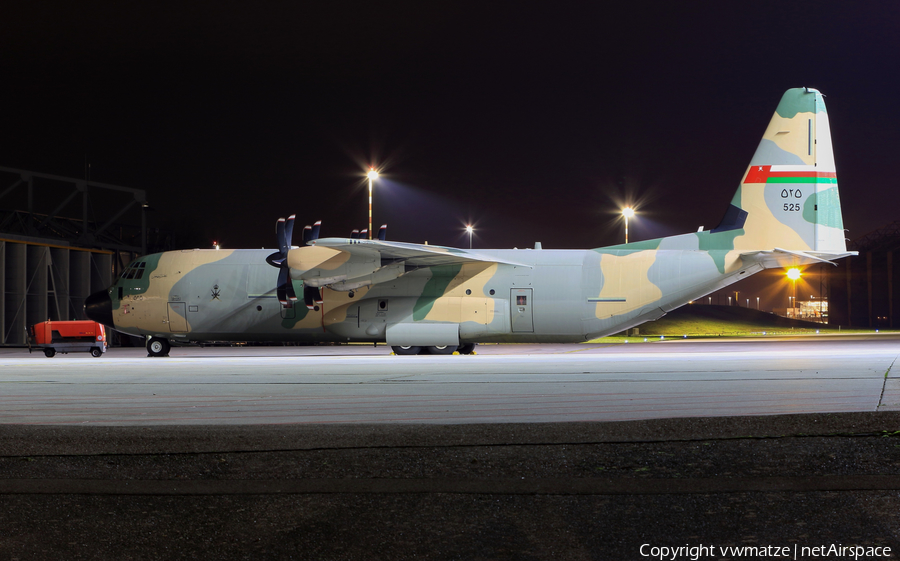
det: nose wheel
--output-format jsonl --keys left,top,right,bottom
{"left": 147, "top": 337, "right": 171, "bottom": 357}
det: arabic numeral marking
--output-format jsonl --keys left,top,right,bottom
{"left": 780, "top": 188, "right": 803, "bottom": 199}
{"left": 783, "top": 203, "right": 801, "bottom": 212}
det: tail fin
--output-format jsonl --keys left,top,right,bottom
{"left": 732, "top": 88, "right": 848, "bottom": 255}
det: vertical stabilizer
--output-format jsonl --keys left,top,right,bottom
{"left": 733, "top": 88, "right": 847, "bottom": 254}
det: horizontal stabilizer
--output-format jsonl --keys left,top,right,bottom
{"left": 741, "top": 248, "right": 857, "bottom": 268}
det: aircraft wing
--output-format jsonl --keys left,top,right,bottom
{"left": 311, "top": 238, "right": 531, "bottom": 268}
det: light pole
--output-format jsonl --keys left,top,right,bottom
{"left": 787, "top": 268, "right": 801, "bottom": 317}
{"left": 465, "top": 225, "right": 474, "bottom": 249}
{"left": 756, "top": 297, "right": 760, "bottom": 310}
{"left": 367, "top": 168, "right": 379, "bottom": 240}
{"left": 622, "top": 207, "right": 634, "bottom": 244}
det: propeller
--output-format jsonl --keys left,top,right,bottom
{"left": 304, "top": 285, "right": 322, "bottom": 310}
{"left": 350, "top": 225, "right": 386, "bottom": 241}
{"left": 265, "top": 215, "right": 298, "bottom": 307}
{"left": 301, "top": 220, "right": 322, "bottom": 245}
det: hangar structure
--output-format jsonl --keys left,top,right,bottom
{"left": 0, "top": 166, "right": 147, "bottom": 346}
{"left": 829, "top": 222, "right": 900, "bottom": 328}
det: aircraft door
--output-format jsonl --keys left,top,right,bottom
{"left": 167, "top": 302, "right": 188, "bottom": 332}
{"left": 510, "top": 288, "right": 534, "bottom": 332}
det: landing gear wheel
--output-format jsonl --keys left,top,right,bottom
{"left": 391, "top": 345, "right": 422, "bottom": 355}
{"left": 90, "top": 347, "right": 103, "bottom": 358}
{"left": 457, "top": 343, "right": 476, "bottom": 355}
{"left": 426, "top": 345, "right": 458, "bottom": 355}
{"left": 147, "top": 337, "right": 171, "bottom": 357}
{"left": 43, "top": 348, "right": 55, "bottom": 358}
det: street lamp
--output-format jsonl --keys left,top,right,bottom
{"left": 787, "top": 267, "right": 801, "bottom": 316}
{"left": 622, "top": 207, "right": 635, "bottom": 244}
{"left": 465, "top": 225, "right": 474, "bottom": 249}
{"left": 367, "top": 168, "right": 379, "bottom": 240}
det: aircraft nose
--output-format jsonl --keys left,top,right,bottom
{"left": 84, "top": 290, "right": 115, "bottom": 327}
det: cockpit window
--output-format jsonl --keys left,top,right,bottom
{"left": 121, "top": 262, "right": 147, "bottom": 280}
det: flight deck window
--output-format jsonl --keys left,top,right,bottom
{"left": 121, "top": 262, "right": 147, "bottom": 280}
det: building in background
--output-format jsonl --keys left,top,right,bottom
{"left": 0, "top": 167, "right": 149, "bottom": 346}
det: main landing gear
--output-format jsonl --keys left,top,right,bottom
{"left": 147, "top": 337, "right": 171, "bottom": 357}
{"left": 391, "top": 343, "right": 476, "bottom": 355}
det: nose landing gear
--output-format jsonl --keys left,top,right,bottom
{"left": 147, "top": 337, "right": 171, "bottom": 357}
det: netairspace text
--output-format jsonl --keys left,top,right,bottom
{"left": 640, "top": 543, "right": 892, "bottom": 560}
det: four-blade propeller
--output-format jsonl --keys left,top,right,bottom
{"left": 265, "top": 215, "right": 299, "bottom": 306}
{"left": 266, "top": 218, "right": 387, "bottom": 309}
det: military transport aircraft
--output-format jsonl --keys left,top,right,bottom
{"left": 85, "top": 88, "right": 855, "bottom": 356}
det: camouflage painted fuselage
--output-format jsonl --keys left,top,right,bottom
{"left": 91, "top": 87, "right": 854, "bottom": 349}
{"left": 108, "top": 239, "right": 759, "bottom": 345}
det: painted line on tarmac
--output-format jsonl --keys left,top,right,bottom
{"left": 2, "top": 475, "right": 900, "bottom": 495}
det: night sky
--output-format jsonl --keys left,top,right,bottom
{"left": 2, "top": 2, "right": 898, "bottom": 307}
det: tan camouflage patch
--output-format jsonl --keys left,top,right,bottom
{"left": 287, "top": 246, "right": 347, "bottom": 272}
{"left": 593, "top": 251, "right": 662, "bottom": 319}
{"left": 735, "top": 182, "right": 810, "bottom": 251}
{"left": 760, "top": 111, "right": 816, "bottom": 166}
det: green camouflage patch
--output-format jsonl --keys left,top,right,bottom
{"left": 413, "top": 264, "right": 462, "bottom": 321}
{"left": 803, "top": 186, "right": 844, "bottom": 229}
{"left": 775, "top": 88, "right": 824, "bottom": 119}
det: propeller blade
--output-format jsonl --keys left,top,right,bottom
{"left": 350, "top": 229, "right": 359, "bottom": 239}
{"left": 378, "top": 224, "right": 387, "bottom": 241}
{"left": 302, "top": 225, "right": 312, "bottom": 245}
{"left": 310, "top": 220, "right": 322, "bottom": 241}
{"left": 276, "top": 218, "right": 287, "bottom": 255}
{"left": 284, "top": 215, "right": 295, "bottom": 250}
{"left": 360, "top": 228, "right": 368, "bottom": 239}
{"left": 277, "top": 267, "right": 289, "bottom": 305}
{"left": 285, "top": 279, "right": 298, "bottom": 302}
{"left": 304, "top": 285, "right": 317, "bottom": 309}
{"left": 272, "top": 215, "right": 301, "bottom": 307}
